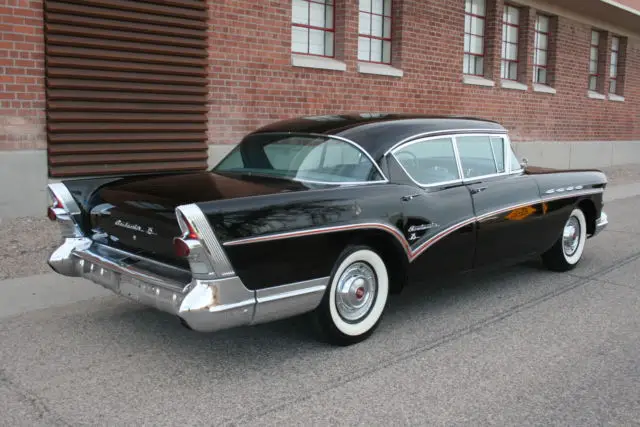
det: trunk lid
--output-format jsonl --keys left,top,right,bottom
{"left": 63, "top": 171, "right": 308, "bottom": 265}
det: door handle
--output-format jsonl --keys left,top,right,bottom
{"left": 470, "top": 186, "right": 487, "bottom": 195}
{"left": 401, "top": 194, "right": 421, "bottom": 202}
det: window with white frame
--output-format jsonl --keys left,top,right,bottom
{"left": 358, "top": 0, "right": 392, "bottom": 64}
{"left": 464, "top": 0, "right": 486, "bottom": 76}
{"left": 291, "top": 0, "right": 335, "bottom": 57}
{"left": 501, "top": 4, "right": 520, "bottom": 81}
{"left": 588, "top": 30, "right": 601, "bottom": 91}
{"left": 609, "top": 36, "right": 620, "bottom": 94}
{"left": 533, "top": 15, "right": 550, "bottom": 84}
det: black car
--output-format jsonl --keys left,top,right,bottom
{"left": 47, "top": 114, "right": 609, "bottom": 345}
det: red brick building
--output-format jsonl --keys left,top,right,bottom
{"left": 0, "top": 0, "right": 639, "bottom": 217}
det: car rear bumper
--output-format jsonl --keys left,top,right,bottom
{"left": 48, "top": 237, "right": 327, "bottom": 333}
{"left": 592, "top": 211, "right": 608, "bottom": 237}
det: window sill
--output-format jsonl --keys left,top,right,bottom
{"left": 587, "top": 90, "right": 606, "bottom": 100}
{"left": 357, "top": 62, "right": 403, "bottom": 77}
{"left": 500, "top": 80, "right": 528, "bottom": 91}
{"left": 608, "top": 93, "right": 625, "bottom": 102}
{"left": 462, "top": 75, "right": 495, "bottom": 87}
{"left": 533, "top": 83, "right": 556, "bottom": 94}
{"left": 291, "top": 54, "right": 346, "bottom": 72}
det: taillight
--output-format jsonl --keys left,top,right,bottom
{"left": 173, "top": 238, "right": 191, "bottom": 257}
{"left": 47, "top": 206, "right": 57, "bottom": 221}
{"left": 47, "top": 194, "right": 64, "bottom": 221}
{"left": 174, "top": 211, "right": 199, "bottom": 257}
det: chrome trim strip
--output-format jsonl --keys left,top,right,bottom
{"left": 383, "top": 128, "right": 508, "bottom": 156}
{"left": 222, "top": 188, "right": 605, "bottom": 262}
{"left": 176, "top": 204, "right": 235, "bottom": 278}
{"left": 409, "top": 217, "right": 477, "bottom": 261}
{"left": 92, "top": 243, "right": 190, "bottom": 276}
{"left": 252, "top": 277, "right": 329, "bottom": 324}
{"left": 224, "top": 221, "right": 411, "bottom": 253}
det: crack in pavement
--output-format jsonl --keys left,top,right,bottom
{"left": 224, "top": 249, "right": 640, "bottom": 426}
{"left": 0, "top": 368, "right": 71, "bottom": 427}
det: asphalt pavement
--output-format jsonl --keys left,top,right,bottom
{"left": 1, "top": 190, "right": 640, "bottom": 426}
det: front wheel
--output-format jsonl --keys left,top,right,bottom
{"left": 312, "top": 245, "right": 389, "bottom": 346}
{"left": 541, "top": 207, "right": 587, "bottom": 272}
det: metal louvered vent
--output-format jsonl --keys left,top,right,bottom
{"left": 44, "top": 0, "right": 209, "bottom": 177}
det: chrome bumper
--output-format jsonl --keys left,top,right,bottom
{"left": 48, "top": 237, "right": 327, "bottom": 333}
{"left": 592, "top": 211, "right": 608, "bottom": 237}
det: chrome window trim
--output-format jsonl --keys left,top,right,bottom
{"left": 488, "top": 136, "right": 501, "bottom": 172}
{"left": 383, "top": 128, "right": 508, "bottom": 156}
{"left": 320, "top": 133, "right": 389, "bottom": 183}
{"left": 390, "top": 135, "right": 464, "bottom": 188}
{"left": 388, "top": 132, "right": 522, "bottom": 188}
{"left": 217, "top": 131, "right": 389, "bottom": 185}
{"left": 504, "top": 134, "right": 524, "bottom": 174}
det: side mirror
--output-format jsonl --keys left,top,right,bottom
{"left": 520, "top": 157, "right": 528, "bottom": 168}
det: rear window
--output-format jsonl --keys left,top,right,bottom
{"left": 213, "top": 134, "right": 385, "bottom": 184}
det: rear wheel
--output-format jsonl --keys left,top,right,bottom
{"left": 541, "top": 208, "right": 587, "bottom": 272}
{"left": 312, "top": 245, "right": 389, "bottom": 346}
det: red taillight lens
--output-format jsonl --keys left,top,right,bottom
{"left": 173, "top": 238, "right": 191, "bottom": 257}
{"left": 47, "top": 206, "right": 57, "bottom": 221}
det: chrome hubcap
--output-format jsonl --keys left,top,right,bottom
{"left": 335, "top": 262, "right": 377, "bottom": 322}
{"left": 563, "top": 216, "right": 581, "bottom": 256}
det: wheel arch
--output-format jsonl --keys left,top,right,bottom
{"left": 339, "top": 229, "right": 409, "bottom": 295}
{"left": 576, "top": 197, "right": 597, "bottom": 236}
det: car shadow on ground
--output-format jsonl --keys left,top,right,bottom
{"left": 78, "top": 254, "right": 575, "bottom": 373}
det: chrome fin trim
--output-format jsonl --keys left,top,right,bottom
{"left": 176, "top": 204, "right": 235, "bottom": 279}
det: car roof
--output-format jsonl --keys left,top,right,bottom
{"left": 248, "top": 113, "right": 508, "bottom": 161}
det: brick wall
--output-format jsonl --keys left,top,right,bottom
{"left": 0, "top": 0, "right": 45, "bottom": 151}
{"left": 207, "top": 0, "right": 640, "bottom": 144}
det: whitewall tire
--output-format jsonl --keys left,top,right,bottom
{"left": 313, "top": 246, "right": 389, "bottom": 346}
{"left": 542, "top": 208, "right": 587, "bottom": 272}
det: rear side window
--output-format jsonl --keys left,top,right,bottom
{"left": 392, "top": 137, "right": 461, "bottom": 185}
{"left": 214, "top": 134, "right": 385, "bottom": 184}
{"left": 456, "top": 135, "right": 504, "bottom": 178}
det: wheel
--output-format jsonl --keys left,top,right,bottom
{"left": 541, "top": 208, "right": 587, "bottom": 272}
{"left": 312, "top": 245, "right": 389, "bottom": 346}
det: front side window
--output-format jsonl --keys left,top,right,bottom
{"left": 292, "top": 0, "right": 335, "bottom": 57}
{"left": 393, "top": 137, "right": 461, "bottom": 185}
{"left": 610, "top": 36, "right": 620, "bottom": 94}
{"left": 456, "top": 135, "right": 504, "bottom": 178}
{"left": 358, "top": 0, "right": 392, "bottom": 64}
{"left": 501, "top": 4, "right": 520, "bottom": 80}
{"left": 214, "top": 134, "right": 384, "bottom": 184}
{"left": 533, "top": 15, "right": 550, "bottom": 84}
{"left": 464, "top": 0, "right": 486, "bottom": 76}
{"left": 589, "top": 30, "right": 601, "bottom": 91}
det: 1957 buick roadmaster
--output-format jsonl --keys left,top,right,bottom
{"left": 46, "top": 114, "right": 609, "bottom": 345}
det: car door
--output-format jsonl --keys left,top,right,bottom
{"left": 455, "top": 134, "right": 544, "bottom": 268}
{"left": 389, "top": 135, "right": 476, "bottom": 278}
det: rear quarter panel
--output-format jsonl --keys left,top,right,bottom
{"left": 197, "top": 183, "right": 416, "bottom": 290}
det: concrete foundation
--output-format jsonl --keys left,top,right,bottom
{"left": 1, "top": 140, "right": 639, "bottom": 220}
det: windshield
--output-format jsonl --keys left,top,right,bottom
{"left": 213, "top": 133, "right": 385, "bottom": 184}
